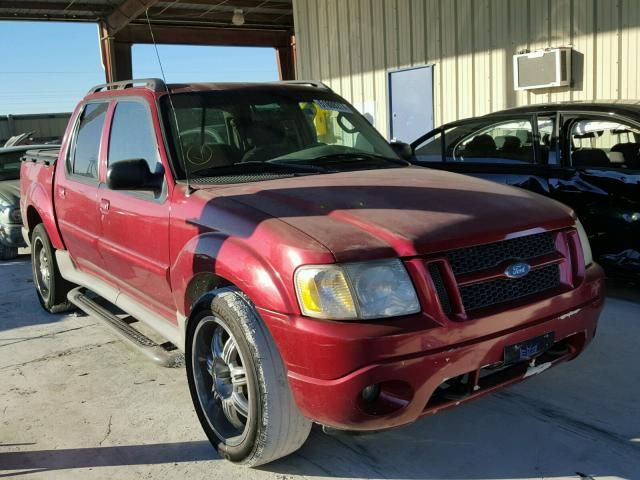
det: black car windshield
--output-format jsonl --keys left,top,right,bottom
{"left": 161, "top": 88, "right": 404, "bottom": 182}
{"left": 0, "top": 150, "right": 23, "bottom": 181}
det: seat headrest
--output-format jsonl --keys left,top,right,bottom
{"left": 466, "top": 134, "right": 497, "bottom": 154}
{"left": 572, "top": 148, "right": 610, "bottom": 168}
{"left": 245, "top": 122, "right": 285, "bottom": 147}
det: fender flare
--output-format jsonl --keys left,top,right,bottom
{"left": 171, "top": 232, "right": 295, "bottom": 318}
{"left": 25, "top": 182, "right": 65, "bottom": 250}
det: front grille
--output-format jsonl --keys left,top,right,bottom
{"left": 428, "top": 263, "right": 452, "bottom": 315}
{"left": 459, "top": 264, "right": 561, "bottom": 312}
{"left": 446, "top": 232, "right": 556, "bottom": 276}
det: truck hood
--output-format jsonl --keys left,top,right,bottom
{"left": 213, "top": 167, "right": 574, "bottom": 262}
{"left": 0, "top": 179, "right": 20, "bottom": 206}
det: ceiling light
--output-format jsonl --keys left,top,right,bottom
{"left": 232, "top": 9, "right": 245, "bottom": 26}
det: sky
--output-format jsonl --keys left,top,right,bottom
{"left": 0, "top": 21, "right": 279, "bottom": 115}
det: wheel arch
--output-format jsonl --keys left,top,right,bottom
{"left": 172, "top": 232, "right": 296, "bottom": 321}
{"left": 24, "top": 184, "right": 65, "bottom": 250}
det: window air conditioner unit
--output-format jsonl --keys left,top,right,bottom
{"left": 513, "top": 47, "right": 571, "bottom": 90}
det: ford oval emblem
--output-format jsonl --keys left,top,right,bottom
{"left": 505, "top": 262, "right": 531, "bottom": 279}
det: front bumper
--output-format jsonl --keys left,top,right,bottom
{"left": 0, "top": 222, "right": 27, "bottom": 248}
{"left": 259, "top": 264, "right": 605, "bottom": 431}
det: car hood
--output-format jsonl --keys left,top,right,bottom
{"left": 0, "top": 179, "right": 20, "bottom": 206}
{"left": 206, "top": 167, "right": 575, "bottom": 262}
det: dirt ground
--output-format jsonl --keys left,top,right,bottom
{"left": 1, "top": 256, "right": 639, "bottom": 480}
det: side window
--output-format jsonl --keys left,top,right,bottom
{"left": 414, "top": 131, "right": 445, "bottom": 162}
{"left": 453, "top": 119, "right": 535, "bottom": 164}
{"left": 570, "top": 118, "right": 640, "bottom": 169}
{"left": 69, "top": 102, "right": 108, "bottom": 179}
{"left": 108, "top": 101, "right": 159, "bottom": 173}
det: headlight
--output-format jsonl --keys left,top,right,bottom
{"left": 9, "top": 207, "right": 21, "bottom": 223}
{"left": 575, "top": 219, "right": 593, "bottom": 267}
{"left": 294, "top": 259, "right": 420, "bottom": 320}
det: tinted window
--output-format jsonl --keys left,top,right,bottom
{"left": 162, "top": 91, "right": 400, "bottom": 181}
{"left": 414, "top": 117, "right": 537, "bottom": 164}
{"left": 453, "top": 119, "right": 535, "bottom": 164}
{"left": 70, "top": 103, "right": 108, "bottom": 179}
{"left": 570, "top": 118, "right": 640, "bottom": 169}
{"left": 108, "top": 101, "right": 159, "bottom": 172}
{"left": 0, "top": 150, "right": 23, "bottom": 181}
{"left": 414, "top": 131, "right": 445, "bottom": 162}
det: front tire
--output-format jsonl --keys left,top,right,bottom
{"left": 185, "top": 289, "right": 311, "bottom": 466}
{"left": 31, "top": 224, "right": 74, "bottom": 313}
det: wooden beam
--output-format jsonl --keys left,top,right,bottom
{"left": 115, "top": 24, "right": 291, "bottom": 48}
{"left": 99, "top": 21, "right": 133, "bottom": 83}
{"left": 276, "top": 35, "right": 296, "bottom": 80}
{"left": 105, "top": 0, "right": 161, "bottom": 35}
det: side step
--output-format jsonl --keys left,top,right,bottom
{"left": 68, "top": 287, "right": 184, "bottom": 368}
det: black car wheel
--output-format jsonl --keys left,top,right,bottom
{"left": 31, "top": 224, "right": 74, "bottom": 313}
{"left": 186, "top": 288, "right": 311, "bottom": 466}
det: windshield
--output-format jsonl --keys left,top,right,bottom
{"left": 161, "top": 88, "right": 403, "bottom": 182}
{"left": 0, "top": 150, "right": 23, "bottom": 181}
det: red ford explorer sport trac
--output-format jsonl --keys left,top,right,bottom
{"left": 20, "top": 78, "right": 605, "bottom": 466}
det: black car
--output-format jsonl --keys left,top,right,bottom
{"left": 410, "top": 101, "right": 640, "bottom": 278}
{"left": 0, "top": 145, "right": 56, "bottom": 260}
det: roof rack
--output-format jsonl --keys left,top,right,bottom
{"left": 274, "top": 80, "right": 332, "bottom": 90}
{"left": 87, "top": 78, "right": 167, "bottom": 95}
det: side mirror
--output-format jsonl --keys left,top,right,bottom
{"left": 390, "top": 140, "right": 414, "bottom": 161}
{"left": 106, "top": 159, "right": 163, "bottom": 191}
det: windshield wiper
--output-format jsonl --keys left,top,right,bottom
{"left": 191, "top": 160, "right": 327, "bottom": 177}
{"left": 310, "top": 152, "right": 411, "bottom": 167}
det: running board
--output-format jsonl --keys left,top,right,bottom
{"left": 68, "top": 287, "right": 184, "bottom": 368}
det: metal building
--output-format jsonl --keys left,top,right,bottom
{"left": 293, "top": 0, "right": 640, "bottom": 141}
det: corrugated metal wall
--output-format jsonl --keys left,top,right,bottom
{"left": 293, "top": 0, "right": 640, "bottom": 138}
{"left": 0, "top": 113, "right": 70, "bottom": 144}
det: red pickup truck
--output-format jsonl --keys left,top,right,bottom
{"left": 21, "top": 78, "right": 604, "bottom": 466}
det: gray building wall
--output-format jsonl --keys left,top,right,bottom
{"left": 293, "top": 0, "right": 640, "bottom": 138}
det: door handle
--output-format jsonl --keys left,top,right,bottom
{"left": 99, "top": 198, "right": 110, "bottom": 215}
{"left": 58, "top": 186, "right": 65, "bottom": 198}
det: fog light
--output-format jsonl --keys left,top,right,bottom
{"left": 361, "top": 384, "right": 381, "bottom": 403}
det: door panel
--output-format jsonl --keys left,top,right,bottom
{"left": 388, "top": 66, "right": 434, "bottom": 143}
{"left": 55, "top": 102, "right": 109, "bottom": 274}
{"left": 97, "top": 100, "right": 174, "bottom": 316}
{"left": 551, "top": 114, "right": 640, "bottom": 275}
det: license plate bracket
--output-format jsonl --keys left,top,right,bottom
{"left": 504, "top": 332, "right": 555, "bottom": 364}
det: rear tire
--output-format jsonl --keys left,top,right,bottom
{"left": 31, "top": 224, "right": 74, "bottom": 313}
{"left": 0, "top": 243, "right": 18, "bottom": 261}
{"left": 185, "top": 288, "right": 311, "bottom": 466}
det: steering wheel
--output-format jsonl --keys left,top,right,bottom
{"left": 179, "top": 128, "right": 226, "bottom": 166}
{"left": 179, "top": 128, "right": 225, "bottom": 146}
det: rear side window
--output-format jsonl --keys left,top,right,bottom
{"left": 569, "top": 118, "right": 640, "bottom": 169}
{"left": 453, "top": 119, "right": 535, "bottom": 164}
{"left": 108, "top": 101, "right": 159, "bottom": 173}
{"left": 69, "top": 102, "right": 108, "bottom": 179}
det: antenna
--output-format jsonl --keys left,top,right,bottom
{"left": 144, "top": 8, "right": 194, "bottom": 195}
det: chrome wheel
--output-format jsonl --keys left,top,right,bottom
{"left": 33, "top": 237, "right": 50, "bottom": 299}
{"left": 192, "top": 316, "right": 251, "bottom": 446}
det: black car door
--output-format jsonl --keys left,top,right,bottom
{"left": 551, "top": 112, "right": 640, "bottom": 276}
{"left": 411, "top": 113, "right": 557, "bottom": 197}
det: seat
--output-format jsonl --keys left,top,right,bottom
{"left": 464, "top": 134, "right": 497, "bottom": 157}
{"left": 611, "top": 142, "right": 640, "bottom": 167}
{"left": 500, "top": 135, "right": 521, "bottom": 155}
{"left": 572, "top": 148, "right": 610, "bottom": 168}
{"left": 241, "top": 122, "right": 292, "bottom": 163}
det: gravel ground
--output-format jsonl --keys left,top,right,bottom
{"left": 1, "top": 256, "right": 639, "bottom": 480}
